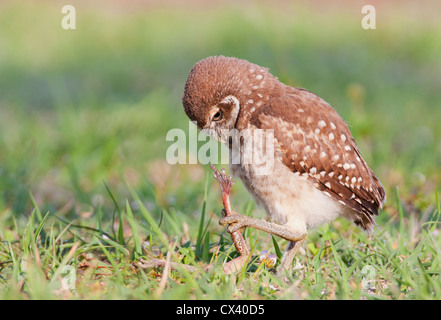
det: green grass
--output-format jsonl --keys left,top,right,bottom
{"left": 1, "top": 1, "right": 441, "bottom": 299}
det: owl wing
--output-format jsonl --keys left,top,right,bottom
{"left": 249, "top": 86, "right": 386, "bottom": 231}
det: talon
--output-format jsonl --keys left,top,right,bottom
{"left": 219, "top": 213, "right": 248, "bottom": 234}
{"left": 227, "top": 223, "right": 245, "bottom": 234}
{"left": 219, "top": 215, "right": 237, "bottom": 226}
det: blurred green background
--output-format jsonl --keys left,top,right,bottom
{"left": 0, "top": 0, "right": 440, "bottom": 225}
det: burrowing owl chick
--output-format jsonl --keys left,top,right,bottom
{"left": 182, "top": 56, "right": 386, "bottom": 271}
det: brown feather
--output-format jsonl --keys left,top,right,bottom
{"left": 250, "top": 86, "right": 386, "bottom": 230}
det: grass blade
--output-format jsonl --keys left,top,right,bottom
{"left": 29, "top": 192, "right": 43, "bottom": 222}
{"left": 271, "top": 235, "right": 283, "bottom": 260}
{"left": 96, "top": 237, "right": 124, "bottom": 282}
{"left": 196, "top": 172, "right": 209, "bottom": 257}
{"left": 104, "top": 182, "right": 125, "bottom": 246}
{"left": 125, "top": 199, "right": 142, "bottom": 260}
{"left": 127, "top": 183, "right": 169, "bottom": 248}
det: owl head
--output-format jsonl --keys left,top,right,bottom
{"left": 182, "top": 56, "right": 278, "bottom": 142}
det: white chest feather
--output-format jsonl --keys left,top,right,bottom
{"left": 230, "top": 157, "right": 345, "bottom": 233}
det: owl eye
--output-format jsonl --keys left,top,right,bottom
{"left": 212, "top": 110, "right": 223, "bottom": 121}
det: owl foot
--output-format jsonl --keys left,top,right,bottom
{"left": 219, "top": 211, "right": 248, "bottom": 234}
{"left": 223, "top": 255, "right": 249, "bottom": 274}
{"left": 276, "top": 239, "right": 305, "bottom": 275}
{"left": 220, "top": 210, "right": 306, "bottom": 243}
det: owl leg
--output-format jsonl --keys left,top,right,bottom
{"left": 277, "top": 239, "right": 305, "bottom": 273}
{"left": 220, "top": 212, "right": 306, "bottom": 271}
{"left": 220, "top": 212, "right": 306, "bottom": 243}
